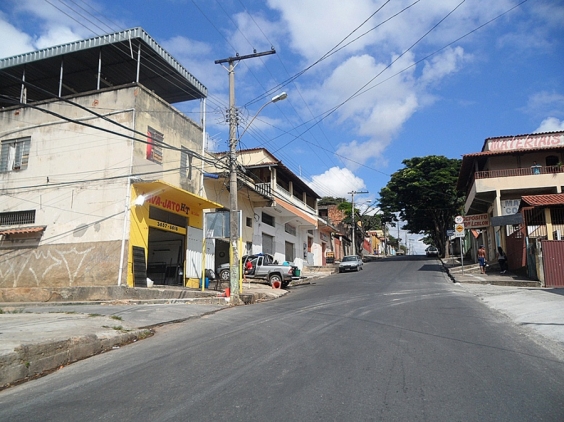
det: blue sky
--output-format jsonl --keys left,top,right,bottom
{"left": 1, "top": 0, "right": 563, "bottom": 251}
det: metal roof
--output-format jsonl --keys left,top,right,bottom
{"left": 0, "top": 27, "right": 207, "bottom": 107}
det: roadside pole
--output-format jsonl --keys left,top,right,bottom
{"left": 454, "top": 216, "right": 465, "bottom": 275}
{"left": 460, "top": 236, "right": 464, "bottom": 275}
{"left": 215, "top": 49, "right": 276, "bottom": 303}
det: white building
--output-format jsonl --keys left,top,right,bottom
{"left": 204, "top": 148, "right": 323, "bottom": 271}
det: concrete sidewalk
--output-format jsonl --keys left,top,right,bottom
{"left": 442, "top": 259, "right": 564, "bottom": 356}
{"left": 0, "top": 281, "right": 295, "bottom": 390}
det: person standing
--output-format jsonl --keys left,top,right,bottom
{"left": 478, "top": 245, "right": 487, "bottom": 274}
{"left": 497, "top": 246, "right": 508, "bottom": 274}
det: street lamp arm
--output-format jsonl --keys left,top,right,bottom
{"left": 237, "top": 92, "right": 287, "bottom": 141}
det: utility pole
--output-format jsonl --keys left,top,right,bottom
{"left": 348, "top": 190, "right": 368, "bottom": 256}
{"left": 215, "top": 49, "right": 276, "bottom": 303}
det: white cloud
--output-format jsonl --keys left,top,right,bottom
{"left": 535, "top": 117, "right": 564, "bottom": 133}
{"left": 527, "top": 92, "right": 564, "bottom": 118}
{"left": 0, "top": 15, "right": 34, "bottom": 57}
{"left": 35, "top": 26, "right": 83, "bottom": 50}
{"left": 267, "top": 0, "right": 377, "bottom": 63}
{"left": 420, "top": 46, "right": 469, "bottom": 86}
{"left": 308, "top": 166, "right": 366, "bottom": 198}
{"left": 302, "top": 52, "right": 420, "bottom": 167}
{"left": 161, "top": 36, "right": 222, "bottom": 89}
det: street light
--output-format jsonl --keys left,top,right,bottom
{"left": 228, "top": 92, "right": 287, "bottom": 303}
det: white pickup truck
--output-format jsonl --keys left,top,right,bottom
{"left": 216, "top": 253, "right": 299, "bottom": 289}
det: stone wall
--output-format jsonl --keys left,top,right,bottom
{"left": 0, "top": 240, "right": 122, "bottom": 288}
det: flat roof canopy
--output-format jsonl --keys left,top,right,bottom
{"left": 0, "top": 27, "right": 207, "bottom": 107}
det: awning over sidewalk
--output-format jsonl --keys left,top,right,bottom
{"left": 133, "top": 180, "right": 222, "bottom": 210}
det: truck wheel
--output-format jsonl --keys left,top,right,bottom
{"left": 270, "top": 274, "right": 282, "bottom": 289}
{"left": 219, "top": 269, "right": 230, "bottom": 281}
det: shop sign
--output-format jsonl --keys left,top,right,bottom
{"left": 145, "top": 194, "right": 190, "bottom": 216}
{"left": 463, "top": 214, "right": 489, "bottom": 228}
{"left": 501, "top": 199, "right": 520, "bottom": 216}
{"left": 487, "top": 133, "right": 564, "bottom": 152}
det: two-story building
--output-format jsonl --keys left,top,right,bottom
{"left": 204, "top": 148, "right": 324, "bottom": 274}
{"left": 0, "top": 28, "right": 221, "bottom": 290}
{"left": 457, "top": 130, "right": 564, "bottom": 283}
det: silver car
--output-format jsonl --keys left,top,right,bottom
{"left": 338, "top": 255, "right": 363, "bottom": 273}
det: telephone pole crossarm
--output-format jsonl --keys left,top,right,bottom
{"left": 214, "top": 49, "right": 276, "bottom": 65}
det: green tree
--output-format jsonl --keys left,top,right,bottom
{"left": 378, "top": 156, "right": 464, "bottom": 256}
{"left": 318, "top": 196, "right": 346, "bottom": 206}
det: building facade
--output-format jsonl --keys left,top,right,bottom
{"left": 457, "top": 131, "right": 564, "bottom": 279}
{"left": 204, "top": 148, "right": 323, "bottom": 271}
{"left": 0, "top": 28, "right": 220, "bottom": 289}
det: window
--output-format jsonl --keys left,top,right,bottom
{"left": 0, "top": 210, "right": 35, "bottom": 225}
{"left": 284, "top": 223, "right": 296, "bottom": 236}
{"left": 146, "top": 127, "right": 163, "bottom": 164}
{"left": 262, "top": 212, "right": 275, "bottom": 227}
{"left": 181, "top": 146, "right": 193, "bottom": 179}
{"left": 1, "top": 137, "right": 31, "bottom": 172}
{"left": 246, "top": 217, "right": 252, "bottom": 227}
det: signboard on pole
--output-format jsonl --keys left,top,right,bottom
{"left": 454, "top": 223, "right": 465, "bottom": 238}
{"left": 454, "top": 215, "right": 464, "bottom": 224}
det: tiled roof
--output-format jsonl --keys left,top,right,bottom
{"left": 462, "top": 145, "right": 564, "bottom": 158}
{"left": 520, "top": 194, "right": 564, "bottom": 207}
{"left": 0, "top": 226, "right": 46, "bottom": 235}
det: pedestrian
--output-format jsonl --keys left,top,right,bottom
{"left": 478, "top": 244, "right": 487, "bottom": 274}
{"left": 531, "top": 161, "right": 542, "bottom": 175}
{"left": 244, "top": 259, "right": 253, "bottom": 277}
{"left": 497, "top": 246, "right": 508, "bottom": 274}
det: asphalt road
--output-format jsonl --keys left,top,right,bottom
{"left": 1, "top": 256, "right": 564, "bottom": 421}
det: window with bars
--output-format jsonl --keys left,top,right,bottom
{"left": 0, "top": 210, "right": 36, "bottom": 226}
{"left": 1, "top": 137, "right": 31, "bottom": 172}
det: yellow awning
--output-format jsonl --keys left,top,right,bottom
{"left": 132, "top": 180, "right": 222, "bottom": 209}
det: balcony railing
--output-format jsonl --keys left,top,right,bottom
{"left": 255, "top": 182, "right": 272, "bottom": 198}
{"left": 475, "top": 165, "right": 564, "bottom": 179}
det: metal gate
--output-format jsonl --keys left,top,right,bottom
{"left": 542, "top": 240, "right": 564, "bottom": 288}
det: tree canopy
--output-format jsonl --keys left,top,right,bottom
{"left": 378, "top": 155, "right": 464, "bottom": 256}
{"left": 318, "top": 196, "right": 346, "bottom": 206}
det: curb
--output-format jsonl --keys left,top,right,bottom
{"left": 0, "top": 328, "right": 152, "bottom": 391}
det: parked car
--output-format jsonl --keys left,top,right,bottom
{"left": 396, "top": 249, "right": 405, "bottom": 256}
{"left": 338, "top": 255, "right": 363, "bottom": 272}
{"left": 216, "top": 253, "right": 297, "bottom": 288}
{"left": 426, "top": 246, "right": 439, "bottom": 257}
